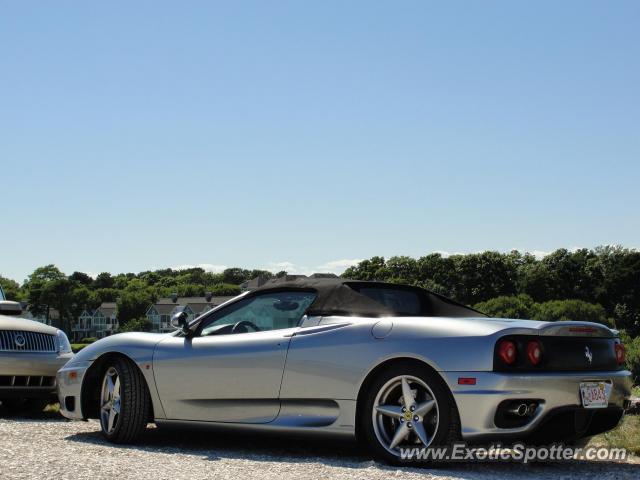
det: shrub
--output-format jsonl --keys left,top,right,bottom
{"left": 620, "top": 331, "right": 640, "bottom": 385}
{"left": 80, "top": 337, "right": 97, "bottom": 344}
{"left": 475, "top": 294, "right": 536, "bottom": 319}
{"left": 475, "top": 296, "right": 610, "bottom": 326}
{"left": 210, "top": 283, "right": 241, "bottom": 296}
{"left": 119, "top": 317, "right": 152, "bottom": 333}
{"left": 533, "top": 299, "right": 609, "bottom": 325}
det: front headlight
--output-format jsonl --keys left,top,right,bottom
{"left": 57, "top": 330, "right": 72, "bottom": 354}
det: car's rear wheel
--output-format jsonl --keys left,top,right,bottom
{"left": 99, "top": 356, "right": 150, "bottom": 443}
{"left": 361, "top": 363, "right": 459, "bottom": 464}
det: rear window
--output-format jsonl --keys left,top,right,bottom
{"left": 353, "top": 286, "right": 423, "bottom": 315}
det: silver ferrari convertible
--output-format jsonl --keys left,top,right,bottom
{"left": 57, "top": 278, "right": 632, "bottom": 463}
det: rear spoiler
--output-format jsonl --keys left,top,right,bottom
{"left": 539, "top": 321, "right": 615, "bottom": 338}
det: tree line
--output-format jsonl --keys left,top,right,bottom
{"left": 0, "top": 265, "right": 284, "bottom": 333}
{"left": 343, "top": 245, "right": 640, "bottom": 336}
{"left": 1, "top": 245, "right": 638, "bottom": 381}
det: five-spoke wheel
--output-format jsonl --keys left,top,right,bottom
{"left": 372, "top": 375, "right": 439, "bottom": 452}
{"left": 100, "top": 366, "right": 121, "bottom": 435}
{"left": 361, "top": 363, "right": 459, "bottom": 463}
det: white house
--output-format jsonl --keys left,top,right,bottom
{"left": 21, "top": 306, "right": 59, "bottom": 327}
{"left": 71, "top": 302, "right": 118, "bottom": 341}
{"left": 146, "top": 294, "right": 235, "bottom": 333}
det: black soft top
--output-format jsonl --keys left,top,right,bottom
{"left": 250, "top": 278, "right": 484, "bottom": 318}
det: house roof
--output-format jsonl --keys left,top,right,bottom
{"left": 149, "top": 296, "right": 236, "bottom": 315}
{"left": 96, "top": 302, "right": 117, "bottom": 317}
{"left": 21, "top": 307, "right": 60, "bottom": 320}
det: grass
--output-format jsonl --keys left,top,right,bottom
{"left": 71, "top": 343, "right": 90, "bottom": 353}
{"left": 43, "top": 403, "right": 60, "bottom": 414}
{"left": 589, "top": 414, "right": 640, "bottom": 455}
{"left": 632, "top": 385, "right": 640, "bottom": 397}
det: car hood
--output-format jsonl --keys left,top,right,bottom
{"left": 0, "top": 314, "right": 59, "bottom": 335}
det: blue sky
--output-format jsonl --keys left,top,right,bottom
{"left": 1, "top": 1, "right": 638, "bottom": 283}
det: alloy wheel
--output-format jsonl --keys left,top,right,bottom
{"left": 100, "top": 366, "right": 121, "bottom": 435}
{"left": 371, "top": 375, "right": 439, "bottom": 456}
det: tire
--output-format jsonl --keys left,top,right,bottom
{"left": 360, "top": 362, "right": 460, "bottom": 464}
{"left": 98, "top": 356, "right": 151, "bottom": 444}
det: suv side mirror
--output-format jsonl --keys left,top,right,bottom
{"left": 0, "top": 300, "right": 23, "bottom": 316}
{"left": 170, "top": 311, "right": 190, "bottom": 335}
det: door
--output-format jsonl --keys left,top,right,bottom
{"left": 153, "top": 290, "right": 316, "bottom": 423}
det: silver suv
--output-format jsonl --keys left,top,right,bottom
{"left": 0, "top": 285, "right": 74, "bottom": 412}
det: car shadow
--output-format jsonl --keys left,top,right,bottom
{"left": 64, "top": 423, "right": 640, "bottom": 476}
{"left": 0, "top": 406, "right": 67, "bottom": 422}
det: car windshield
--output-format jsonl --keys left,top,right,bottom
{"left": 200, "top": 291, "right": 317, "bottom": 336}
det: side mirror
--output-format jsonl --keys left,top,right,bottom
{"left": 0, "top": 301, "right": 23, "bottom": 316}
{"left": 170, "top": 311, "right": 190, "bottom": 335}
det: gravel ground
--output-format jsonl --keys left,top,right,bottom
{"left": 0, "top": 414, "right": 638, "bottom": 480}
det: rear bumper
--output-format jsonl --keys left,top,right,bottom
{"left": 441, "top": 369, "right": 633, "bottom": 441}
{"left": 0, "top": 352, "right": 73, "bottom": 398}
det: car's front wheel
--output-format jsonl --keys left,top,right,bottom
{"left": 99, "top": 356, "right": 150, "bottom": 443}
{"left": 360, "top": 363, "right": 460, "bottom": 464}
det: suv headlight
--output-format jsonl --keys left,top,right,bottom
{"left": 57, "top": 330, "right": 72, "bottom": 354}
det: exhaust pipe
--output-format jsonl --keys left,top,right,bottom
{"left": 507, "top": 403, "right": 530, "bottom": 417}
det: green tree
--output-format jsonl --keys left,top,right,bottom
{"left": 69, "top": 271, "right": 93, "bottom": 286}
{"left": 343, "top": 256, "right": 387, "bottom": 281}
{"left": 0, "top": 275, "right": 24, "bottom": 301}
{"left": 385, "top": 256, "right": 418, "bottom": 284}
{"left": 415, "top": 253, "right": 455, "bottom": 295}
{"left": 68, "top": 286, "right": 91, "bottom": 324}
{"left": 449, "top": 251, "right": 518, "bottom": 304}
{"left": 93, "top": 272, "right": 115, "bottom": 289}
{"left": 40, "top": 278, "right": 74, "bottom": 331}
{"left": 116, "top": 290, "right": 155, "bottom": 326}
{"left": 222, "top": 268, "right": 251, "bottom": 285}
{"left": 91, "top": 288, "right": 119, "bottom": 305}
{"left": 24, "top": 265, "right": 67, "bottom": 323}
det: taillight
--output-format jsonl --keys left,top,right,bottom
{"left": 498, "top": 340, "right": 517, "bottom": 365}
{"left": 615, "top": 342, "right": 625, "bottom": 364}
{"left": 526, "top": 340, "right": 543, "bottom": 366}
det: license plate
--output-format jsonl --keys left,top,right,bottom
{"left": 579, "top": 382, "right": 611, "bottom": 408}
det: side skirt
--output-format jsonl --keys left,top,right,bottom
{"left": 155, "top": 398, "right": 357, "bottom": 440}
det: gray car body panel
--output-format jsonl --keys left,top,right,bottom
{"left": 57, "top": 298, "right": 632, "bottom": 440}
